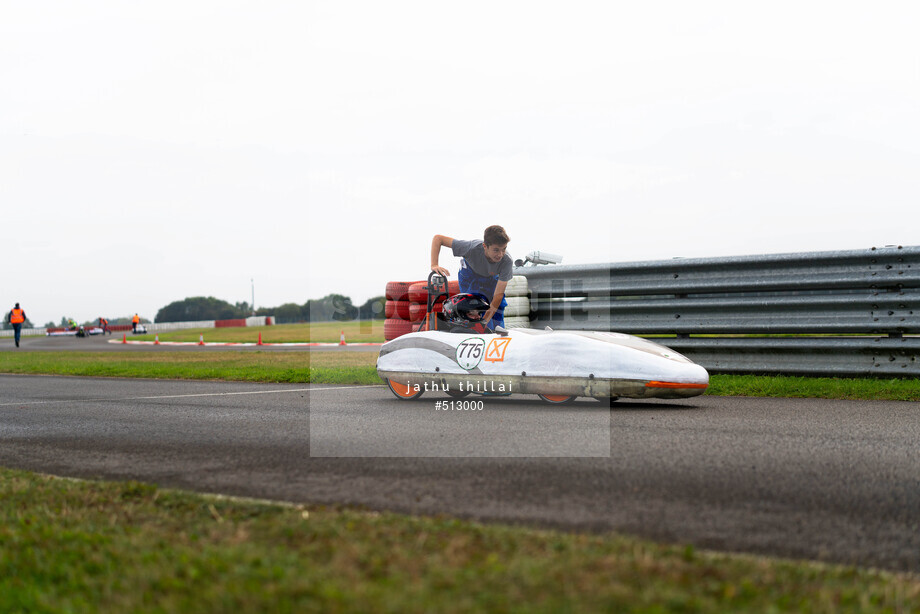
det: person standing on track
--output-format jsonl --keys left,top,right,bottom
{"left": 99, "top": 316, "right": 110, "bottom": 335}
{"left": 430, "top": 225, "right": 512, "bottom": 330}
{"left": 6, "top": 303, "right": 27, "bottom": 348}
{"left": 132, "top": 313, "right": 140, "bottom": 334}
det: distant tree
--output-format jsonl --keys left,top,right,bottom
{"left": 304, "top": 294, "right": 357, "bottom": 322}
{"left": 272, "top": 303, "right": 305, "bottom": 324}
{"left": 44, "top": 321, "right": 56, "bottom": 328}
{"left": 330, "top": 294, "right": 358, "bottom": 321}
{"left": 2, "top": 313, "right": 34, "bottom": 330}
{"left": 154, "top": 293, "right": 383, "bottom": 325}
{"left": 357, "top": 296, "right": 386, "bottom": 320}
{"left": 155, "top": 297, "right": 247, "bottom": 323}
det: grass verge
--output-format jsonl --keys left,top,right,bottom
{"left": 1, "top": 467, "right": 917, "bottom": 613}
{"left": 131, "top": 321, "right": 385, "bottom": 344}
{"left": 708, "top": 374, "right": 920, "bottom": 402}
{"left": 1, "top": 351, "right": 919, "bottom": 400}
{"left": 0, "top": 351, "right": 380, "bottom": 385}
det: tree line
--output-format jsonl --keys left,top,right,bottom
{"left": 3, "top": 294, "right": 385, "bottom": 330}
{"left": 154, "top": 295, "right": 386, "bottom": 324}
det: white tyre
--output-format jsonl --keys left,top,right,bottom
{"left": 502, "top": 316, "right": 531, "bottom": 328}
{"left": 504, "top": 275, "right": 530, "bottom": 297}
{"left": 503, "top": 296, "right": 531, "bottom": 317}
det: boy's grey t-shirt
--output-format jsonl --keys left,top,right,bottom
{"left": 451, "top": 239, "right": 513, "bottom": 281}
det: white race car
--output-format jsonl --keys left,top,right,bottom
{"left": 377, "top": 274, "right": 709, "bottom": 404}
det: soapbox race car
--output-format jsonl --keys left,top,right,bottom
{"left": 376, "top": 273, "right": 709, "bottom": 404}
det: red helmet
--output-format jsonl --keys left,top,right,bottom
{"left": 442, "top": 293, "right": 491, "bottom": 325}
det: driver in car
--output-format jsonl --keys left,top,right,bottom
{"left": 441, "top": 293, "right": 493, "bottom": 333}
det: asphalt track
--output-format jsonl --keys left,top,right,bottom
{"left": 1, "top": 373, "right": 918, "bottom": 573}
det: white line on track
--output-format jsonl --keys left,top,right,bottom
{"left": 0, "top": 384, "right": 385, "bottom": 407}
{"left": 108, "top": 340, "right": 382, "bottom": 347}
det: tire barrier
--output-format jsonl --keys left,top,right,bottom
{"left": 384, "top": 279, "right": 456, "bottom": 340}
{"left": 502, "top": 276, "right": 532, "bottom": 326}
{"left": 504, "top": 275, "right": 530, "bottom": 298}
{"left": 408, "top": 280, "right": 460, "bottom": 304}
{"left": 503, "top": 296, "right": 531, "bottom": 318}
{"left": 384, "top": 275, "right": 531, "bottom": 340}
{"left": 215, "top": 318, "right": 247, "bottom": 328}
{"left": 385, "top": 280, "right": 424, "bottom": 302}
{"left": 384, "top": 300, "right": 412, "bottom": 320}
{"left": 409, "top": 302, "right": 443, "bottom": 322}
{"left": 384, "top": 318, "right": 416, "bottom": 340}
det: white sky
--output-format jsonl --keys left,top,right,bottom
{"left": 2, "top": 1, "right": 918, "bottom": 326}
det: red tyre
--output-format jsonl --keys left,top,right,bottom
{"left": 384, "top": 318, "right": 416, "bottom": 341}
{"left": 385, "top": 280, "right": 424, "bottom": 302}
{"left": 408, "top": 280, "right": 460, "bottom": 303}
{"left": 409, "top": 302, "right": 442, "bottom": 322}
{"left": 385, "top": 300, "right": 412, "bottom": 320}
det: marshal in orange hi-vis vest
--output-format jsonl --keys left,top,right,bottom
{"left": 10, "top": 308, "right": 25, "bottom": 324}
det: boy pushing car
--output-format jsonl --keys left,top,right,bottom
{"left": 430, "top": 225, "right": 512, "bottom": 330}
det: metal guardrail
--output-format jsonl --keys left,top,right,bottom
{"left": 654, "top": 337, "right": 919, "bottom": 377}
{"left": 517, "top": 246, "right": 920, "bottom": 377}
{"left": 529, "top": 292, "right": 920, "bottom": 335}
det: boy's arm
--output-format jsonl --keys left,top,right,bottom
{"left": 430, "top": 234, "right": 454, "bottom": 276}
{"left": 483, "top": 279, "right": 508, "bottom": 324}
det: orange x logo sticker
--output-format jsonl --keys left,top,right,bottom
{"left": 484, "top": 338, "right": 511, "bottom": 362}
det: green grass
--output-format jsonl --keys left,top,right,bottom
{"left": 132, "top": 321, "right": 385, "bottom": 344}
{"left": 1, "top": 467, "right": 917, "bottom": 613}
{"left": 0, "top": 351, "right": 381, "bottom": 385}
{"left": 709, "top": 374, "right": 920, "bottom": 401}
{"left": 1, "top": 351, "right": 919, "bottom": 400}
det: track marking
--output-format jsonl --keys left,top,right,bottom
{"left": 0, "top": 385, "right": 385, "bottom": 407}
{"left": 108, "top": 339, "right": 382, "bottom": 347}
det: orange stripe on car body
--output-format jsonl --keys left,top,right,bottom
{"left": 645, "top": 381, "right": 709, "bottom": 389}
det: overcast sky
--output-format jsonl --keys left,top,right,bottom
{"left": 2, "top": 2, "right": 918, "bottom": 326}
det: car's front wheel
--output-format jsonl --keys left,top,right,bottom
{"left": 386, "top": 379, "right": 425, "bottom": 401}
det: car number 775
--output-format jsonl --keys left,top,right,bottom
{"left": 458, "top": 341, "right": 482, "bottom": 359}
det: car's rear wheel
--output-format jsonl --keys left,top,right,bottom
{"left": 538, "top": 394, "right": 575, "bottom": 404}
{"left": 386, "top": 379, "right": 425, "bottom": 401}
{"left": 444, "top": 388, "right": 471, "bottom": 399}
